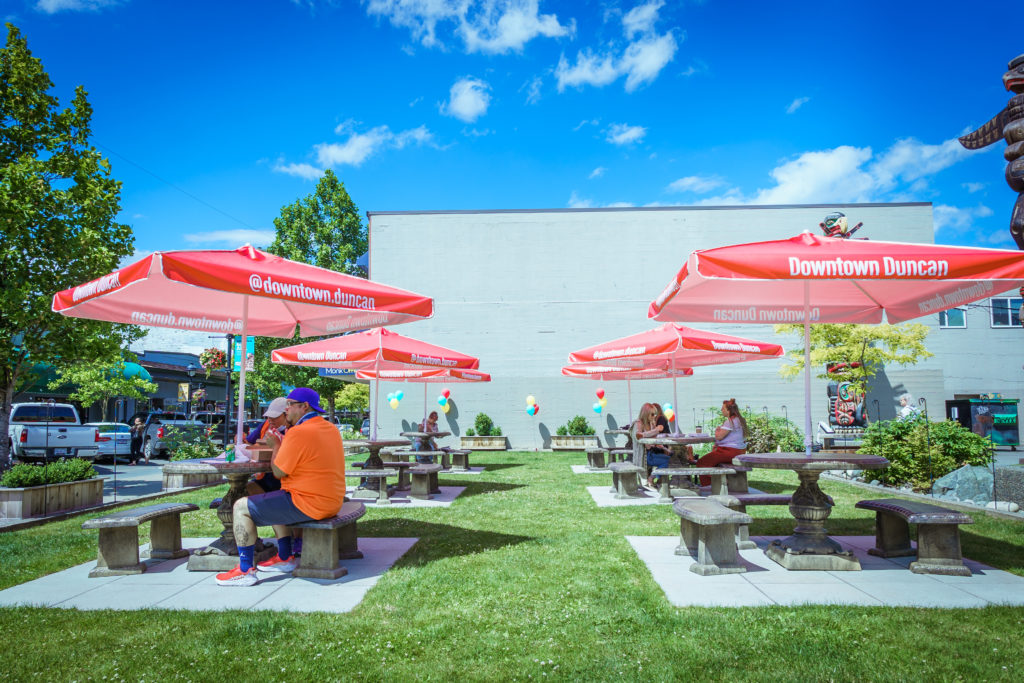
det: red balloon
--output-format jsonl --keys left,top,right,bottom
{"left": 596, "top": 388, "right": 605, "bottom": 399}
{"left": 533, "top": 403, "right": 539, "bottom": 415}
{"left": 442, "top": 388, "right": 451, "bottom": 398}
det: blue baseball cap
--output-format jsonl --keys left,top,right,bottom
{"left": 286, "top": 387, "right": 326, "bottom": 413}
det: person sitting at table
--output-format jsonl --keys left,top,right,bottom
{"left": 245, "top": 397, "right": 289, "bottom": 496}
{"left": 414, "top": 411, "right": 449, "bottom": 464}
{"left": 216, "top": 387, "right": 346, "bottom": 586}
{"left": 653, "top": 402, "right": 695, "bottom": 465}
{"left": 695, "top": 398, "right": 748, "bottom": 486}
{"left": 633, "top": 403, "right": 667, "bottom": 488}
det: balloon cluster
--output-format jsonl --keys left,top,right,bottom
{"left": 526, "top": 395, "right": 539, "bottom": 416}
{"left": 437, "top": 387, "right": 452, "bottom": 414}
{"left": 593, "top": 387, "right": 607, "bottom": 414}
{"left": 387, "top": 390, "right": 405, "bottom": 410}
{"left": 664, "top": 402, "right": 675, "bottom": 422}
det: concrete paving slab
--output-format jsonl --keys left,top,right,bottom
{"left": 627, "top": 535, "right": 1024, "bottom": 608}
{"left": 359, "top": 486, "right": 466, "bottom": 507}
{"left": 439, "top": 467, "right": 485, "bottom": 475}
{"left": 587, "top": 485, "right": 660, "bottom": 506}
{"left": 572, "top": 465, "right": 608, "bottom": 474}
{"left": 0, "top": 536, "right": 418, "bottom": 613}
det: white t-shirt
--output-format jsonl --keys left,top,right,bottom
{"left": 716, "top": 416, "right": 746, "bottom": 449}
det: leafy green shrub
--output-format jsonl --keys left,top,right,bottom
{"left": 558, "top": 415, "right": 595, "bottom": 436}
{"left": 465, "top": 428, "right": 475, "bottom": 436}
{"left": 473, "top": 413, "right": 501, "bottom": 437}
{"left": 1, "top": 459, "right": 97, "bottom": 487}
{"left": 859, "top": 417, "right": 991, "bottom": 491}
{"left": 691, "top": 408, "right": 803, "bottom": 457}
{"left": 164, "top": 425, "right": 220, "bottom": 461}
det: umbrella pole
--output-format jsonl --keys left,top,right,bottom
{"left": 671, "top": 357, "right": 680, "bottom": 435}
{"left": 627, "top": 377, "right": 633, "bottom": 425}
{"left": 803, "top": 283, "right": 812, "bottom": 456}
{"left": 424, "top": 383, "right": 428, "bottom": 428}
{"left": 235, "top": 296, "right": 249, "bottom": 446}
{"left": 372, "top": 378, "right": 380, "bottom": 440}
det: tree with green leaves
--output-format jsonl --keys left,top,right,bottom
{"left": 49, "top": 359, "right": 157, "bottom": 421}
{"left": 334, "top": 382, "right": 369, "bottom": 413}
{"left": 774, "top": 323, "right": 933, "bottom": 394}
{"left": 247, "top": 170, "right": 369, "bottom": 417}
{"left": 1, "top": 24, "right": 140, "bottom": 465}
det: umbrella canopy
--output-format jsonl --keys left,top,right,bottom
{"left": 52, "top": 246, "right": 434, "bottom": 443}
{"left": 272, "top": 328, "right": 481, "bottom": 438}
{"left": 562, "top": 363, "right": 694, "bottom": 422}
{"left": 568, "top": 323, "right": 784, "bottom": 369}
{"left": 648, "top": 231, "right": 1024, "bottom": 453}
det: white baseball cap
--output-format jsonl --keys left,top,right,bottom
{"left": 263, "top": 397, "right": 289, "bottom": 418}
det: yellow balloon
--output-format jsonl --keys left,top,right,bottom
{"left": 599, "top": 397, "right": 607, "bottom": 407}
{"left": 526, "top": 395, "right": 536, "bottom": 406}
{"left": 442, "top": 402, "right": 450, "bottom": 413}
{"left": 665, "top": 409, "right": 675, "bottom": 421}
{"left": 389, "top": 398, "right": 399, "bottom": 409}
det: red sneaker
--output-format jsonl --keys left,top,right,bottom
{"left": 215, "top": 565, "right": 259, "bottom": 586}
{"left": 257, "top": 554, "right": 298, "bottom": 573}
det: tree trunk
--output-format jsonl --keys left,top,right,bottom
{"left": 1, "top": 382, "right": 13, "bottom": 469}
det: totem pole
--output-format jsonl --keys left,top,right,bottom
{"left": 958, "top": 54, "right": 1024, "bottom": 249}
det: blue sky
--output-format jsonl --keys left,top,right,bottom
{"left": 7, "top": 0, "right": 1022, "bottom": 256}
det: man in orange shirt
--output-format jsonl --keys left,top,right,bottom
{"left": 216, "top": 387, "right": 346, "bottom": 586}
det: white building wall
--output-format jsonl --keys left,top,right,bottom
{"left": 365, "top": 203, "right": 1021, "bottom": 449}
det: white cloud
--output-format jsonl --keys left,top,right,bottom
{"left": 364, "top": 0, "right": 572, "bottom": 54}
{"left": 933, "top": 204, "right": 994, "bottom": 234}
{"left": 606, "top": 123, "right": 646, "bottom": 146}
{"left": 183, "top": 229, "right": 277, "bottom": 246}
{"left": 275, "top": 124, "right": 435, "bottom": 176}
{"left": 589, "top": 166, "right": 606, "bottom": 179}
{"left": 273, "top": 162, "right": 324, "bottom": 180}
{"left": 35, "top": 0, "right": 119, "bottom": 13}
{"left": 523, "top": 76, "right": 543, "bottom": 105}
{"left": 786, "top": 96, "right": 810, "bottom": 114}
{"left": 622, "top": 0, "right": 664, "bottom": 39}
{"left": 568, "top": 191, "right": 593, "bottom": 208}
{"left": 555, "top": 1, "right": 676, "bottom": 92}
{"left": 573, "top": 118, "right": 599, "bottom": 131}
{"left": 666, "top": 175, "right": 725, "bottom": 194}
{"left": 606, "top": 201, "right": 634, "bottom": 207}
{"left": 443, "top": 77, "right": 491, "bottom": 122}
{"left": 870, "top": 137, "right": 974, "bottom": 189}
{"left": 963, "top": 182, "right": 986, "bottom": 193}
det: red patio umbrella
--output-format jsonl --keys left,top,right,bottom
{"left": 271, "top": 328, "right": 480, "bottom": 438}
{"left": 648, "top": 231, "right": 1024, "bottom": 452}
{"left": 568, "top": 323, "right": 784, "bottom": 431}
{"left": 561, "top": 363, "right": 693, "bottom": 424}
{"left": 52, "top": 246, "right": 434, "bottom": 442}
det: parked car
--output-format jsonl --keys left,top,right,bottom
{"left": 360, "top": 418, "right": 371, "bottom": 437}
{"left": 85, "top": 422, "right": 133, "bottom": 461}
{"left": 140, "top": 412, "right": 204, "bottom": 459}
{"left": 8, "top": 403, "right": 100, "bottom": 462}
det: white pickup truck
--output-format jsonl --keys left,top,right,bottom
{"left": 8, "top": 403, "right": 100, "bottom": 462}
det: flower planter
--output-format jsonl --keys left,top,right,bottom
{"left": 550, "top": 435, "right": 599, "bottom": 451}
{"left": 460, "top": 435, "right": 507, "bottom": 450}
{"left": 0, "top": 477, "right": 104, "bottom": 519}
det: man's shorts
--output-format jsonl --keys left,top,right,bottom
{"left": 250, "top": 472, "right": 282, "bottom": 493}
{"left": 246, "top": 490, "right": 316, "bottom": 527}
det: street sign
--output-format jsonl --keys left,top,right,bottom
{"left": 318, "top": 368, "right": 356, "bottom": 378}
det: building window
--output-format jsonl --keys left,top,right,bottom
{"left": 990, "top": 297, "right": 1023, "bottom": 327}
{"left": 939, "top": 307, "right": 967, "bottom": 328}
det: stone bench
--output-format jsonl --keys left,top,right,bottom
{"left": 81, "top": 502, "right": 200, "bottom": 578}
{"left": 410, "top": 463, "right": 443, "bottom": 500}
{"left": 673, "top": 497, "right": 751, "bottom": 576}
{"left": 855, "top": 498, "right": 974, "bottom": 576}
{"left": 379, "top": 461, "right": 417, "bottom": 490}
{"left": 345, "top": 468, "right": 400, "bottom": 505}
{"left": 399, "top": 449, "right": 450, "bottom": 468}
{"left": 608, "top": 448, "right": 632, "bottom": 464}
{"left": 585, "top": 447, "right": 609, "bottom": 470}
{"left": 720, "top": 463, "right": 751, "bottom": 493}
{"left": 449, "top": 449, "right": 472, "bottom": 471}
{"left": 608, "top": 461, "right": 645, "bottom": 498}
{"left": 652, "top": 467, "right": 734, "bottom": 502}
{"left": 290, "top": 501, "right": 367, "bottom": 579}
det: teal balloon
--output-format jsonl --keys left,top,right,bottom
{"left": 437, "top": 396, "right": 447, "bottom": 406}
{"left": 396, "top": 390, "right": 404, "bottom": 400}
{"left": 527, "top": 405, "right": 536, "bottom": 416}
{"left": 593, "top": 402, "right": 602, "bottom": 414}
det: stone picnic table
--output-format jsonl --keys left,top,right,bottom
{"left": 399, "top": 431, "right": 451, "bottom": 448}
{"left": 734, "top": 451, "right": 890, "bottom": 571}
{"left": 345, "top": 438, "right": 412, "bottom": 469}
{"left": 162, "top": 457, "right": 277, "bottom": 571}
{"left": 636, "top": 434, "right": 714, "bottom": 470}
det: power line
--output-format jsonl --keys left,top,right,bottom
{"left": 94, "top": 140, "right": 257, "bottom": 230}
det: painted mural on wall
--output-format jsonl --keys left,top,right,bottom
{"left": 819, "top": 211, "right": 863, "bottom": 239}
{"left": 958, "top": 53, "right": 1024, "bottom": 249}
{"left": 826, "top": 362, "right": 868, "bottom": 428}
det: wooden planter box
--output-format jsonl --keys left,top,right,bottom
{"left": 550, "top": 435, "right": 599, "bottom": 451}
{"left": 0, "top": 477, "right": 104, "bottom": 519}
{"left": 460, "top": 435, "right": 507, "bottom": 450}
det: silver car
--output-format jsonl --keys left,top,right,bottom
{"left": 85, "top": 422, "right": 133, "bottom": 460}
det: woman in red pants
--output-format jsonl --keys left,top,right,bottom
{"left": 696, "top": 399, "right": 748, "bottom": 485}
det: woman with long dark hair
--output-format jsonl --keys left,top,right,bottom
{"left": 695, "top": 399, "right": 748, "bottom": 485}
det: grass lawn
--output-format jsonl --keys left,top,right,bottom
{"left": 1, "top": 451, "right": 1022, "bottom": 681}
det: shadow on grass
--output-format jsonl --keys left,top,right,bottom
{"left": 435, "top": 480, "right": 526, "bottom": 499}
{"left": 467, "top": 462, "right": 524, "bottom": 471}
{"left": 960, "top": 528, "right": 1024, "bottom": 573}
{"left": 358, "top": 519, "right": 533, "bottom": 566}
